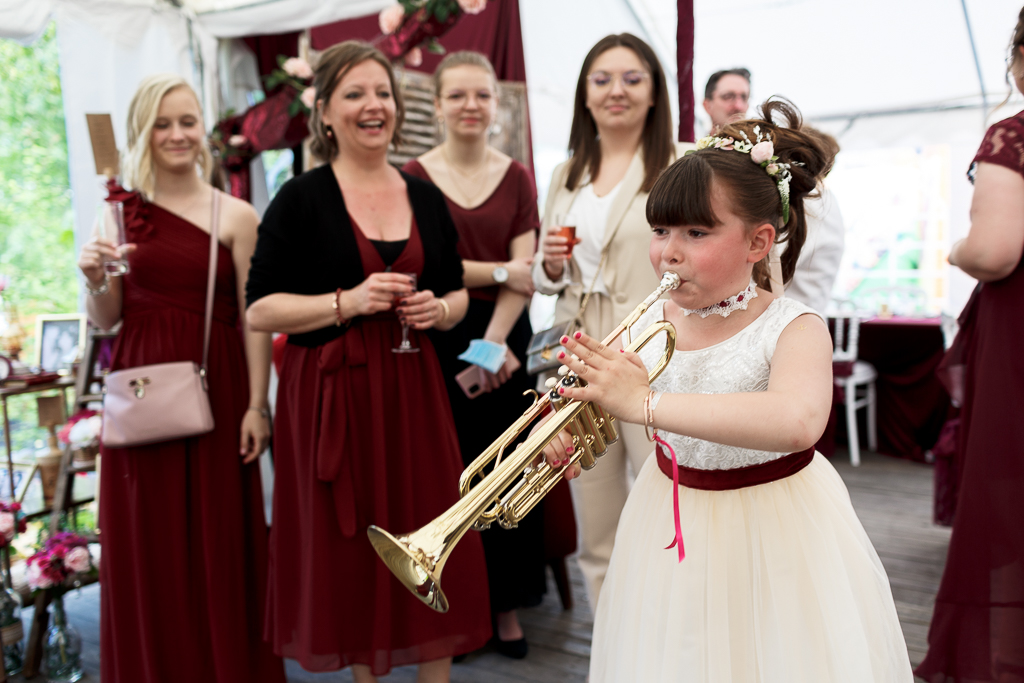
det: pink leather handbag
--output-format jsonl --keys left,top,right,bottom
{"left": 101, "top": 190, "right": 221, "bottom": 448}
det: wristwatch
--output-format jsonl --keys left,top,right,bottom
{"left": 491, "top": 264, "right": 509, "bottom": 284}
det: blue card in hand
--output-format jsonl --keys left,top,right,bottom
{"left": 458, "top": 339, "right": 508, "bottom": 374}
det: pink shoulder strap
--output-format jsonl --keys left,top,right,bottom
{"left": 201, "top": 189, "right": 220, "bottom": 372}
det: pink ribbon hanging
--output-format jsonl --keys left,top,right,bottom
{"left": 655, "top": 433, "right": 686, "bottom": 563}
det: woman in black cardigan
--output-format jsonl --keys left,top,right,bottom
{"left": 246, "top": 42, "right": 491, "bottom": 683}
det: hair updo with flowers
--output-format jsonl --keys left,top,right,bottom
{"left": 647, "top": 98, "right": 838, "bottom": 290}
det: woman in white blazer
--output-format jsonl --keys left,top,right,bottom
{"left": 533, "top": 33, "right": 689, "bottom": 610}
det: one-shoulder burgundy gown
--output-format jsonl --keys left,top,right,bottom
{"left": 99, "top": 188, "right": 284, "bottom": 683}
{"left": 916, "top": 111, "right": 1024, "bottom": 681}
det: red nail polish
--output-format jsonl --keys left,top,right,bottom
{"left": 557, "top": 351, "right": 566, "bottom": 359}
{"left": 565, "top": 445, "right": 573, "bottom": 453}
{"left": 553, "top": 459, "right": 561, "bottom": 467}
{"left": 619, "top": 349, "right": 625, "bottom": 353}
{"left": 558, "top": 387, "right": 565, "bottom": 395}
{"left": 560, "top": 335, "right": 569, "bottom": 344}
{"left": 574, "top": 331, "right": 582, "bottom": 340}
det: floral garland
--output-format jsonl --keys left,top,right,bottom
{"left": 378, "top": 0, "right": 489, "bottom": 64}
{"left": 211, "top": 55, "right": 314, "bottom": 201}
{"left": 688, "top": 125, "right": 801, "bottom": 224}
{"left": 26, "top": 532, "right": 96, "bottom": 597}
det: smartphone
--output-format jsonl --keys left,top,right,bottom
{"left": 455, "top": 351, "right": 523, "bottom": 400}
{"left": 456, "top": 365, "right": 488, "bottom": 399}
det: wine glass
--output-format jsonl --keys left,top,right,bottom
{"left": 554, "top": 213, "right": 580, "bottom": 286}
{"left": 96, "top": 201, "right": 130, "bottom": 275}
{"left": 393, "top": 273, "right": 420, "bottom": 354}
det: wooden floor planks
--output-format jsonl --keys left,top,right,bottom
{"left": 11, "top": 448, "right": 949, "bottom": 682}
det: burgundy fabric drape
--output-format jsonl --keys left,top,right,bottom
{"left": 310, "top": 1, "right": 527, "bottom": 81}
{"left": 817, "top": 318, "right": 951, "bottom": 462}
{"left": 676, "top": 0, "right": 695, "bottom": 142}
{"left": 242, "top": 33, "right": 300, "bottom": 80}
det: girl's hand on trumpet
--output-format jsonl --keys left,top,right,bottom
{"left": 555, "top": 331, "right": 650, "bottom": 425}
{"left": 523, "top": 412, "right": 582, "bottom": 481}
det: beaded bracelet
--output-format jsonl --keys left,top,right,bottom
{"left": 331, "top": 288, "right": 347, "bottom": 327}
{"left": 85, "top": 273, "right": 110, "bottom": 297}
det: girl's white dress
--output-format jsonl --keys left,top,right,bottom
{"left": 590, "top": 297, "right": 913, "bottom": 683}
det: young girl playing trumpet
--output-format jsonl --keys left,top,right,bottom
{"left": 547, "top": 100, "right": 914, "bottom": 682}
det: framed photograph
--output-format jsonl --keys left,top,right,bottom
{"left": 34, "top": 313, "right": 86, "bottom": 373}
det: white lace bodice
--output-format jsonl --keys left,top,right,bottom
{"left": 634, "top": 297, "right": 823, "bottom": 470}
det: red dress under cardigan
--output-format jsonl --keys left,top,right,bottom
{"left": 99, "top": 189, "right": 284, "bottom": 683}
{"left": 264, "top": 215, "right": 492, "bottom": 675}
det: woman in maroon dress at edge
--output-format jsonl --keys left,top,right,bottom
{"left": 246, "top": 42, "right": 490, "bottom": 682}
{"left": 916, "top": 9, "right": 1024, "bottom": 681}
{"left": 403, "top": 51, "right": 543, "bottom": 659}
{"left": 77, "top": 74, "right": 283, "bottom": 683}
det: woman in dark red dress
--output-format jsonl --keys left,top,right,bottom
{"left": 916, "top": 12, "right": 1024, "bottom": 681}
{"left": 402, "top": 51, "right": 550, "bottom": 658}
{"left": 246, "top": 42, "right": 490, "bottom": 682}
{"left": 78, "top": 75, "right": 282, "bottom": 682}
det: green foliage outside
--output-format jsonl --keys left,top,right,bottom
{"left": 0, "top": 24, "right": 78, "bottom": 460}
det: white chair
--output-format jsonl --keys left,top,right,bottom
{"left": 831, "top": 300, "right": 878, "bottom": 466}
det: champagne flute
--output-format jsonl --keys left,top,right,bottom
{"left": 97, "top": 201, "right": 130, "bottom": 275}
{"left": 393, "top": 273, "right": 420, "bottom": 354}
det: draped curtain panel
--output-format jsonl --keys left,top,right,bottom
{"left": 676, "top": 0, "right": 695, "bottom": 143}
{"left": 309, "top": 0, "right": 528, "bottom": 82}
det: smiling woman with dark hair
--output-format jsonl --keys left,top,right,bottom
{"left": 532, "top": 32, "right": 688, "bottom": 612}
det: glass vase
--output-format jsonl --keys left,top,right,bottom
{"left": 43, "top": 595, "right": 83, "bottom": 683}
{"left": 0, "top": 583, "right": 24, "bottom": 675}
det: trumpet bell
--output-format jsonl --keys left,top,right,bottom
{"left": 367, "top": 525, "right": 449, "bottom": 613}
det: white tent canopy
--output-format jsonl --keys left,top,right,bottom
{"left": 1, "top": 0, "right": 1021, "bottom": 315}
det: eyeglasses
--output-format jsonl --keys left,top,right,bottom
{"left": 586, "top": 70, "right": 651, "bottom": 89}
{"left": 713, "top": 91, "right": 749, "bottom": 104}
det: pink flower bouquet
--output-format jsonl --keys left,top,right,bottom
{"left": 0, "top": 502, "right": 26, "bottom": 547}
{"left": 27, "top": 533, "right": 96, "bottom": 596}
{"left": 57, "top": 409, "right": 101, "bottom": 450}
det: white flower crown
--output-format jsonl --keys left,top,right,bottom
{"left": 686, "top": 125, "right": 802, "bottom": 224}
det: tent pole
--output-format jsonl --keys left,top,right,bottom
{"left": 958, "top": 0, "right": 988, "bottom": 123}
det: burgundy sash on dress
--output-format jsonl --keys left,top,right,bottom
{"left": 656, "top": 444, "right": 815, "bottom": 490}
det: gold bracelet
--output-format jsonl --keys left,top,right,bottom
{"left": 643, "top": 390, "right": 664, "bottom": 442}
{"left": 437, "top": 298, "right": 451, "bottom": 325}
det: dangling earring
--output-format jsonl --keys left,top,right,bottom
{"left": 489, "top": 122, "right": 502, "bottom": 136}
{"left": 325, "top": 126, "right": 334, "bottom": 139}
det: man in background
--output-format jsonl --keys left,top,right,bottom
{"left": 702, "top": 68, "right": 845, "bottom": 314}
{"left": 703, "top": 68, "right": 751, "bottom": 134}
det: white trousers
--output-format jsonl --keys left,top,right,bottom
{"left": 558, "top": 293, "right": 657, "bottom": 611}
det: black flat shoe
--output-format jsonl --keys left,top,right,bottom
{"left": 493, "top": 636, "right": 528, "bottom": 659}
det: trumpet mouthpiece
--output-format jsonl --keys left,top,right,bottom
{"left": 661, "top": 272, "right": 681, "bottom": 289}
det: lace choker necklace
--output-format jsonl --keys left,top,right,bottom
{"left": 681, "top": 280, "right": 758, "bottom": 318}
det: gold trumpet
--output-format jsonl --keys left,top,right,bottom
{"left": 368, "top": 272, "right": 681, "bottom": 612}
